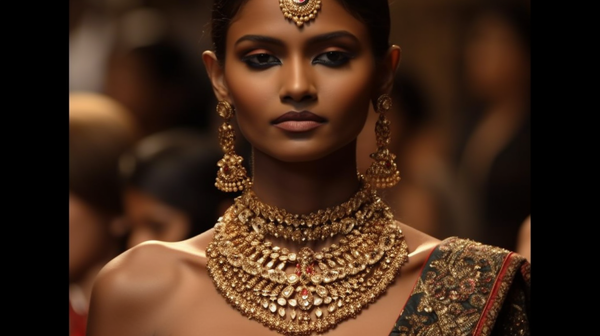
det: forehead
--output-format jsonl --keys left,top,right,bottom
{"left": 227, "top": 0, "right": 370, "bottom": 46}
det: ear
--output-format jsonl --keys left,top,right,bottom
{"left": 202, "top": 50, "right": 230, "bottom": 102}
{"left": 375, "top": 45, "right": 402, "bottom": 97}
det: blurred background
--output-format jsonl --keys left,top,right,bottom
{"left": 70, "top": 0, "right": 530, "bottom": 333}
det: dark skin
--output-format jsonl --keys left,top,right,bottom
{"left": 86, "top": 0, "right": 440, "bottom": 335}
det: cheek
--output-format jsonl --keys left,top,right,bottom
{"left": 319, "top": 69, "right": 374, "bottom": 136}
{"left": 227, "top": 70, "right": 275, "bottom": 112}
{"left": 224, "top": 68, "right": 276, "bottom": 139}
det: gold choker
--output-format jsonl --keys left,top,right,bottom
{"left": 206, "top": 186, "right": 409, "bottom": 336}
{"left": 239, "top": 176, "right": 374, "bottom": 241}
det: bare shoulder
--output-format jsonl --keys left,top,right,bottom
{"left": 87, "top": 230, "right": 215, "bottom": 336}
{"left": 395, "top": 221, "right": 441, "bottom": 272}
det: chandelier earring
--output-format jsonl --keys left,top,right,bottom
{"left": 364, "top": 94, "right": 401, "bottom": 189}
{"left": 214, "top": 101, "right": 252, "bottom": 192}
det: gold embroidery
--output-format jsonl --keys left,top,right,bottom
{"left": 392, "top": 238, "right": 530, "bottom": 336}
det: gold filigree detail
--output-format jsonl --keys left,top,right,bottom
{"left": 239, "top": 175, "right": 378, "bottom": 241}
{"left": 207, "top": 186, "right": 409, "bottom": 336}
{"left": 279, "top": 0, "right": 322, "bottom": 27}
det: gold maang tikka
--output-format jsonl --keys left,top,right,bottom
{"left": 365, "top": 94, "right": 401, "bottom": 189}
{"left": 215, "top": 101, "right": 252, "bottom": 192}
{"left": 279, "top": 0, "right": 322, "bottom": 27}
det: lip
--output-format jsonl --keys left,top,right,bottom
{"left": 272, "top": 111, "right": 327, "bottom": 132}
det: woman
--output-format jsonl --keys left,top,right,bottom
{"left": 119, "top": 128, "right": 236, "bottom": 248}
{"left": 69, "top": 92, "right": 139, "bottom": 336}
{"left": 449, "top": 0, "right": 531, "bottom": 251}
{"left": 86, "top": 0, "right": 530, "bottom": 335}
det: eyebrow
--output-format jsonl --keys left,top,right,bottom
{"left": 234, "top": 30, "right": 359, "bottom": 47}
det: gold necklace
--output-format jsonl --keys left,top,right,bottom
{"left": 239, "top": 175, "right": 374, "bottom": 241}
{"left": 206, "top": 185, "right": 409, "bottom": 336}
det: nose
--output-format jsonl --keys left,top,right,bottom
{"left": 279, "top": 57, "right": 317, "bottom": 103}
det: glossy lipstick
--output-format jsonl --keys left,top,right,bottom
{"left": 271, "top": 111, "right": 326, "bottom": 132}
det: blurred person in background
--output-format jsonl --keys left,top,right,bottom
{"left": 357, "top": 70, "right": 451, "bottom": 239}
{"left": 450, "top": 0, "right": 531, "bottom": 251}
{"left": 103, "top": 30, "right": 215, "bottom": 137}
{"left": 69, "top": 92, "right": 140, "bottom": 336}
{"left": 69, "top": 0, "right": 117, "bottom": 93}
{"left": 119, "top": 128, "right": 237, "bottom": 248}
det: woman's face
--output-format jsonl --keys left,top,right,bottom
{"left": 221, "top": 0, "right": 378, "bottom": 162}
{"left": 123, "top": 187, "right": 191, "bottom": 248}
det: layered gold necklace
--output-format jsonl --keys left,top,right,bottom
{"left": 206, "top": 176, "right": 409, "bottom": 336}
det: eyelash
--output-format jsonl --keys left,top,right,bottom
{"left": 312, "top": 51, "right": 353, "bottom": 66}
{"left": 241, "top": 53, "right": 281, "bottom": 69}
{"left": 241, "top": 51, "right": 353, "bottom": 69}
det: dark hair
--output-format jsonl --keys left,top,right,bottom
{"left": 69, "top": 93, "right": 139, "bottom": 217}
{"left": 119, "top": 128, "right": 237, "bottom": 237}
{"left": 210, "top": 0, "right": 391, "bottom": 62}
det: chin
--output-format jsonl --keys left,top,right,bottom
{"left": 265, "top": 141, "right": 354, "bottom": 164}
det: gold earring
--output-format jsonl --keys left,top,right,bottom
{"left": 365, "top": 94, "right": 401, "bottom": 189}
{"left": 215, "top": 101, "right": 252, "bottom": 192}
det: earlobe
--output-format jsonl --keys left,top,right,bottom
{"left": 202, "top": 51, "right": 230, "bottom": 102}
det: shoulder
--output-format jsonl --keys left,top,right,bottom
{"left": 395, "top": 236, "right": 531, "bottom": 335}
{"left": 435, "top": 237, "right": 522, "bottom": 261}
{"left": 87, "top": 230, "right": 215, "bottom": 336}
{"left": 396, "top": 222, "right": 440, "bottom": 254}
{"left": 394, "top": 221, "right": 440, "bottom": 273}
{"left": 393, "top": 222, "right": 528, "bottom": 276}
{"left": 93, "top": 229, "right": 215, "bottom": 297}
{"left": 428, "top": 237, "right": 530, "bottom": 284}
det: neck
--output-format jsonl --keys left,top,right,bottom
{"left": 250, "top": 142, "right": 361, "bottom": 215}
{"left": 246, "top": 142, "right": 364, "bottom": 252}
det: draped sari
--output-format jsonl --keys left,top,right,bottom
{"left": 390, "top": 237, "right": 530, "bottom": 336}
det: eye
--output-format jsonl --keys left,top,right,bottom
{"left": 241, "top": 53, "right": 281, "bottom": 69}
{"left": 312, "top": 51, "right": 353, "bottom": 67}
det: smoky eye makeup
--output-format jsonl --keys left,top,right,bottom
{"left": 240, "top": 52, "right": 282, "bottom": 69}
{"left": 312, "top": 50, "right": 355, "bottom": 67}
